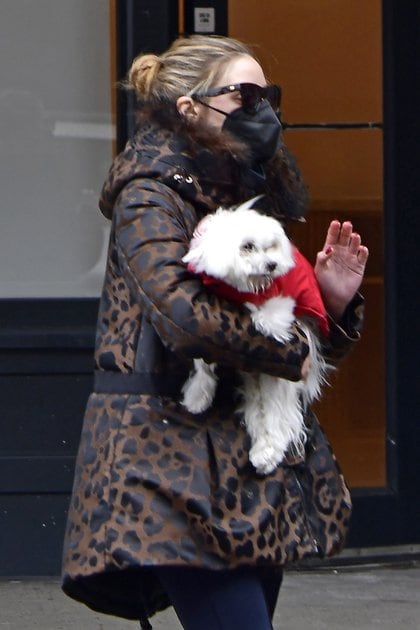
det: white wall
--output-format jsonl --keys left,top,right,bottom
{"left": 0, "top": 0, "right": 113, "bottom": 297}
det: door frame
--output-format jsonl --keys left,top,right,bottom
{"left": 378, "top": 0, "right": 420, "bottom": 545}
{"left": 348, "top": 0, "right": 420, "bottom": 549}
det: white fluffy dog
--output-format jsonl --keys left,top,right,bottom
{"left": 181, "top": 198, "right": 329, "bottom": 474}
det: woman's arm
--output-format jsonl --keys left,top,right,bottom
{"left": 113, "top": 178, "right": 310, "bottom": 380}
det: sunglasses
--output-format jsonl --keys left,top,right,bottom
{"left": 191, "top": 82, "right": 282, "bottom": 115}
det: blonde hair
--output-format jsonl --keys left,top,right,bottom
{"left": 127, "top": 35, "right": 254, "bottom": 104}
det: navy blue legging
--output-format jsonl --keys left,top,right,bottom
{"left": 154, "top": 566, "right": 283, "bottom": 629}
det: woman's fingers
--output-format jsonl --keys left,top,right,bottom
{"left": 357, "top": 245, "right": 369, "bottom": 266}
{"left": 337, "top": 221, "right": 353, "bottom": 247}
{"left": 316, "top": 247, "right": 333, "bottom": 266}
{"left": 320, "top": 221, "right": 369, "bottom": 271}
{"left": 323, "top": 220, "right": 354, "bottom": 250}
{"left": 322, "top": 220, "right": 341, "bottom": 249}
{"left": 349, "top": 232, "right": 361, "bottom": 255}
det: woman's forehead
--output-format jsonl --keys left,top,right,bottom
{"left": 216, "top": 55, "right": 266, "bottom": 88}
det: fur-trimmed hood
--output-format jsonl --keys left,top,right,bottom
{"left": 99, "top": 105, "right": 309, "bottom": 222}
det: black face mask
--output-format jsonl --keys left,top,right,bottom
{"left": 195, "top": 98, "right": 282, "bottom": 163}
{"left": 222, "top": 100, "right": 282, "bottom": 163}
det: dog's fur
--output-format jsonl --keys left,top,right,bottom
{"left": 181, "top": 198, "right": 328, "bottom": 474}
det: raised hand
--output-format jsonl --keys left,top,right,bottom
{"left": 314, "top": 220, "right": 369, "bottom": 320}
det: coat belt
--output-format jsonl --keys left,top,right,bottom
{"left": 93, "top": 371, "right": 184, "bottom": 397}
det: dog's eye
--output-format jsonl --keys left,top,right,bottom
{"left": 241, "top": 241, "right": 256, "bottom": 252}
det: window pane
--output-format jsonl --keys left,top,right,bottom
{"left": 0, "top": 0, "right": 113, "bottom": 297}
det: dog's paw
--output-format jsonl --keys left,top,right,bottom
{"left": 248, "top": 295, "right": 296, "bottom": 343}
{"left": 181, "top": 378, "right": 215, "bottom": 413}
{"left": 181, "top": 388, "right": 212, "bottom": 414}
{"left": 249, "top": 441, "right": 286, "bottom": 475}
{"left": 181, "top": 363, "right": 217, "bottom": 414}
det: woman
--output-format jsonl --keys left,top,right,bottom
{"left": 62, "top": 35, "right": 368, "bottom": 629}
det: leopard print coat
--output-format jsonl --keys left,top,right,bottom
{"left": 62, "top": 109, "right": 364, "bottom": 623}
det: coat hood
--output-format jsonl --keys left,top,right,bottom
{"left": 99, "top": 105, "right": 309, "bottom": 222}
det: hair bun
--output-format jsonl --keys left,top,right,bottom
{"left": 128, "top": 54, "right": 162, "bottom": 97}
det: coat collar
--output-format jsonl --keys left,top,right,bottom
{"left": 99, "top": 105, "right": 308, "bottom": 222}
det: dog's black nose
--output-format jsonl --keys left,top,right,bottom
{"left": 266, "top": 262, "right": 277, "bottom": 273}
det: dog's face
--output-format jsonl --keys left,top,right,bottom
{"left": 183, "top": 201, "right": 295, "bottom": 293}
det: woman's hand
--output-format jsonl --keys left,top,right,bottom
{"left": 314, "top": 220, "right": 369, "bottom": 321}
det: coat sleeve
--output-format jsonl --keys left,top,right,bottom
{"left": 322, "top": 292, "right": 365, "bottom": 364}
{"left": 112, "top": 178, "right": 310, "bottom": 381}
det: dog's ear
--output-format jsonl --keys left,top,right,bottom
{"left": 236, "top": 195, "right": 265, "bottom": 212}
{"left": 182, "top": 214, "right": 215, "bottom": 267}
{"left": 182, "top": 244, "right": 204, "bottom": 266}
{"left": 191, "top": 214, "right": 214, "bottom": 242}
